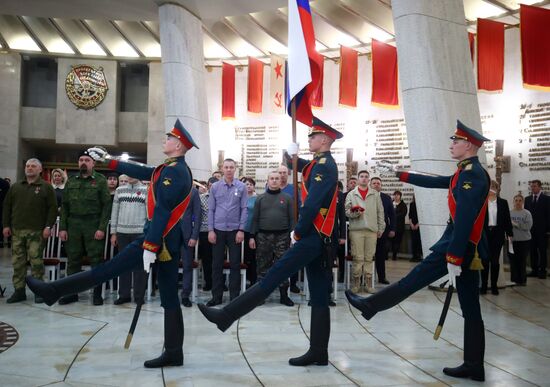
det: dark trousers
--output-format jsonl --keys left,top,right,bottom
{"left": 180, "top": 239, "right": 194, "bottom": 298}
{"left": 511, "top": 240, "right": 529, "bottom": 284}
{"left": 399, "top": 250, "right": 482, "bottom": 321}
{"left": 529, "top": 233, "right": 548, "bottom": 275}
{"left": 212, "top": 229, "right": 241, "bottom": 300}
{"left": 260, "top": 232, "right": 330, "bottom": 307}
{"left": 481, "top": 229, "right": 503, "bottom": 290}
{"left": 391, "top": 229, "right": 404, "bottom": 259}
{"left": 244, "top": 232, "right": 257, "bottom": 286}
{"left": 411, "top": 228, "right": 422, "bottom": 259}
{"left": 198, "top": 232, "right": 213, "bottom": 289}
{"left": 117, "top": 233, "right": 147, "bottom": 301}
{"left": 92, "top": 237, "right": 180, "bottom": 309}
{"left": 375, "top": 236, "right": 389, "bottom": 281}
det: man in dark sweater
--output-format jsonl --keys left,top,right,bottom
{"left": 249, "top": 171, "right": 295, "bottom": 306}
{"left": 3, "top": 158, "right": 57, "bottom": 303}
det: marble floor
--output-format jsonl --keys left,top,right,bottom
{"left": 1, "top": 248, "right": 549, "bottom": 387}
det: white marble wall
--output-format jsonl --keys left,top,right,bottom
{"left": 55, "top": 58, "right": 118, "bottom": 146}
{"left": 147, "top": 62, "right": 166, "bottom": 166}
{"left": 20, "top": 107, "right": 56, "bottom": 140}
{"left": 158, "top": 3, "right": 212, "bottom": 180}
{"left": 0, "top": 53, "right": 22, "bottom": 181}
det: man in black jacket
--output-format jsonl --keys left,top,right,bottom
{"left": 524, "top": 179, "right": 550, "bottom": 279}
{"left": 482, "top": 180, "right": 513, "bottom": 294}
{"left": 371, "top": 177, "right": 395, "bottom": 284}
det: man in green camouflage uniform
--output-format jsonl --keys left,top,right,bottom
{"left": 2, "top": 158, "right": 57, "bottom": 303}
{"left": 58, "top": 150, "right": 111, "bottom": 305}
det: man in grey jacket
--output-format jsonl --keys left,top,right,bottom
{"left": 345, "top": 170, "right": 385, "bottom": 293}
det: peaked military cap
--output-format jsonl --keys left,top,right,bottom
{"left": 451, "top": 120, "right": 490, "bottom": 147}
{"left": 168, "top": 118, "right": 199, "bottom": 149}
{"left": 308, "top": 116, "right": 343, "bottom": 140}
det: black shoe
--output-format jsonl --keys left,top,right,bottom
{"left": 181, "top": 297, "right": 192, "bottom": 307}
{"left": 6, "top": 289, "right": 26, "bottom": 303}
{"left": 58, "top": 294, "right": 79, "bottom": 305}
{"left": 328, "top": 300, "right": 336, "bottom": 307}
{"left": 491, "top": 287, "right": 499, "bottom": 295}
{"left": 279, "top": 286, "right": 294, "bottom": 307}
{"left": 144, "top": 308, "right": 184, "bottom": 368}
{"left": 290, "top": 284, "right": 301, "bottom": 294}
{"left": 443, "top": 363, "right": 485, "bottom": 381}
{"left": 206, "top": 297, "right": 222, "bottom": 307}
{"left": 538, "top": 272, "right": 547, "bottom": 279}
{"left": 527, "top": 271, "right": 538, "bottom": 277}
{"left": 34, "top": 296, "right": 44, "bottom": 304}
{"left": 198, "top": 283, "right": 265, "bottom": 332}
{"left": 345, "top": 283, "right": 405, "bottom": 321}
{"left": 289, "top": 306, "right": 330, "bottom": 366}
{"left": 26, "top": 271, "right": 96, "bottom": 306}
{"left": 114, "top": 297, "right": 131, "bottom": 305}
{"left": 379, "top": 279, "right": 390, "bottom": 285}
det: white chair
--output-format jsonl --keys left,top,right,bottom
{"left": 42, "top": 218, "right": 61, "bottom": 282}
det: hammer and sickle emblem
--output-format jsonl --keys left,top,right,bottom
{"left": 274, "top": 92, "right": 282, "bottom": 108}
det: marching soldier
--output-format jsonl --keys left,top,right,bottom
{"left": 346, "top": 120, "right": 490, "bottom": 382}
{"left": 27, "top": 119, "right": 198, "bottom": 369}
{"left": 199, "top": 117, "right": 342, "bottom": 366}
{"left": 58, "top": 150, "right": 111, "bottom": 305}
{"left": 3, "top": 158, "right": 57, "bottom": 303}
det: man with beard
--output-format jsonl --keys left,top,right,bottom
{"left": 58, "top": 150, "right": 111, "bottom": 305}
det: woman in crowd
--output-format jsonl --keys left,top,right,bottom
{"left": 509, "top": 194, "right": 533, "bottom": 286}
{"left": 243, "top": 177, "right": 257, "bottom": 286}
{"left": 391, "top": 190, "right": 407, "bottom": 261}
{"left": 51, "top": 168, "right": 66, "bottom": 210}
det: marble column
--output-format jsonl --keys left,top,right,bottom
{"left": 0, "top": 53, "right": 22, "bottom": 181}
{"left": 392, "top": 0, "right": 487, "bottom": 262}
{"left": 155, "top": 2, "right": 211, "bottom": 179}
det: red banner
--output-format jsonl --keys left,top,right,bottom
{"left": 339, "top": 46, "right": 358, "bottom": 108}
{"left": 468, "top": 32, "right": 475, "bottom": 63}
{"left": 520, "top": 4, "right": 550, "bottom": 90}
{"left": 247, "top": 57, "right": 264, "bottom": 114}
{"left": 221, "top": 62, "right": 235, "bottom": 119}
{"left": 371, "top": 39, "right": 398, "bottom": 108}
{"left": 477, "top": 18, "right": 504, "bottom": 92}
{"left": 312, "top": 56, "right": 324, "bottom": 108}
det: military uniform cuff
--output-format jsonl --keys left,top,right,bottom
{"left": 397, "top": 171, "right": 409, "bottom": 182}
{"left": 446, "top": 253, "right": 463, "bottom": 265}
{"left": 108, "top": 159, "right": 119, "bottom": 170}
{"left": 143, "top": 240, "right": 160, "bottom": 253}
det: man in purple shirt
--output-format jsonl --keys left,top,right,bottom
{"left": 207, "top": 159, "right": 248, "bottom": 306}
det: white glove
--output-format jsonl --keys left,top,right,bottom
{"left": 447, "top": 263, "right": 462, "bottom": 287}
{"left": 377, "top": 159, "right": 396, "bottom": 173}
{"left": 290, "top": 231, "right": 297, "bottom": 246}
{"left": 287, "top": 143, "right": 299, "bottom": 157}
{"left": 143, "top": 250, "right": 157, "bottom": 273}
{"left": 87, "top": 147, "right": 110, "bottom": 162}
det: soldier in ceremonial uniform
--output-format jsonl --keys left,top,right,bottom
{"left": 199, "top": 117, "right": 341, "bottom": 367}
{"left": 27, "top": 119, "right": 198, "bottom": 369}
{"left": 346, "top": 120, "right": 490, "bottom": 382}
{"left": 59, "top": 150, "right": 111, "bottom": 305}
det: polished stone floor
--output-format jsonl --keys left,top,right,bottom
{"left": 1, "top": 247, "right": 549, "bottom": 387}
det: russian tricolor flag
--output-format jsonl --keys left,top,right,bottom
{"left": 286, "top": 0, "right": 322, "bottom": 127}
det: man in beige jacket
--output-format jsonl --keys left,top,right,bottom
{"left": 345, "top": 170, "right": 385, "bottom": 293}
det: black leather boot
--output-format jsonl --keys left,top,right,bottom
{"left": 279, "top": 285, "right": 294, "bottom": 307}
{"left": 198, "top": 283, "right": 266, "bottom": 332}
{"left": 345, "top": 282, "right": 406, "bottom": 320}
{"left": 443, "top": 319, "right": 485, "bottom": 381}
{"left": 93, "top": 285, "right": 103, "bottom": 305}
{"left": 144, "top": 308, "right": 184, "bottom": 368}
{"left": 289, "top": 306, "right": 330, "bottom": 366}
{"left": 26, "top": 271, "right": 96, "bottom": 306}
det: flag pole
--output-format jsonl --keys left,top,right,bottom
{"left": 291, "top": 99, "right": 299, "bottom": 222}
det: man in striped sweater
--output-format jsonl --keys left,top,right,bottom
{"left": 110, "top": 177, "right": 148, "bottom": 305}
